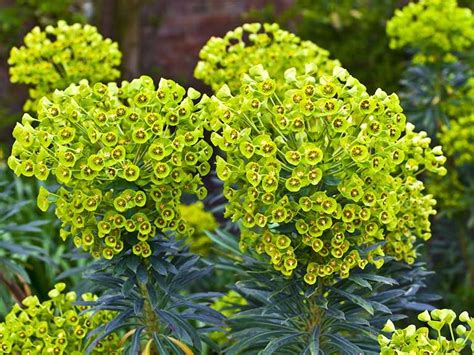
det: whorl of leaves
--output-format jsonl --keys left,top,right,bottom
{"left": 81, "top": 236, "right": 224, "bottom": 354}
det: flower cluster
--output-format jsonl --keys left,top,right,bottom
{"left": 8, "top": 21, "right": 121, "bottom": 111}
{"left": 427, "top": 170, "right": 470, "bottom": 213}
{"left": 427, "top": 114, "right": 474, "bottom": 212}
{"left": 379, "top": 309, "right": 474, "bottom": 354}
{"left": 0, "top": 283, "right": 120, "bottom": 354}
{"left": 178, "top": 202, "right": 218, "bottom": 255}
{"left": 8, "top": 76, "right": 212, "bottom": 259}
{"left": 439, "top": 114, "right": 474, "bottom": 167}
{"left": 386, "top": 0, "right": 474, "bottom": 63}
{"left": 204, "top": 64, "right": 446, "bottom": 283}
{"left": 209, "top": 290, "right": 247, "bottom": 345}
{"left": 194, "top": 22, "right": 339, "bottom": 94}
{"left": 443, "top": 77, "right": 474, "bottom": 119}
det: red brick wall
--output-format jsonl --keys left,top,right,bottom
{"left": 139, "top": 0, "right": 294, "bottom": 89}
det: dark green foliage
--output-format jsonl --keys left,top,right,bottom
{"left": 0, "top": 167, "right": 55, "bottom": 318}
{"left": 399, "top": 62, "right": 471, "bottom": 136}
{"left": 0, "top": 0, "right": 83, "bottom": 52}
{"left": 206, "top": 229, "right": 436, "bottom": 354}
{"left": 82, "top": 236, "right": 224, "bottom": 354}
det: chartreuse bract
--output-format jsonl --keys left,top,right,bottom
{"left": 202, "top": 63, "right": 446, "bottom": 285}
{"left": 178, "top": 201, "right": 218, "bottom": 255}
{"left": 8, "top": 76, "right": 213, "bottom": 260}
{"left": 386, "top": 0, "right": 474, "bottom": 64}
{"left": 195, "top": 22, "right": 339, "bottom": 94}
{"left": 8, "top": 20, "right": 121, "bottom": 112}
{"left": 0, "top": 283, "right": 120, "bottom": 354}
{"left": 379, "top": 309, "right": 474, "bottom": 354}
{"left": 428, "top": 114, "right": 474, "bottom": 213}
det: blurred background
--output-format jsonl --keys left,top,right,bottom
{"left": 0, "top": 0, "right": 473, "bottom": 320}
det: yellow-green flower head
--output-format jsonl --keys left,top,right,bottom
{"left": 203, "top": 64, "right": 446, "bottom": 284}
{"left": 427, "top": 115, "right": 474, "bottom": 213}
{"left": 443, "top": 77, "right": 474, "bottom": 118}
{"left": 427, "top": 169, "right": 470, "bottom": 213}
{"left": 386, "top": 0, "right": 474, "bottom": 63}
{"left": 8, "top": 20, "right": 121, "bottom": 112}
{"left": 8, "top": 76, "right": 213, "bottom": 259}
{"left": 194, "top": 22, "right": 340, "bottom": 94}
{"left": 439, "top": 114, "right": 474, "bottom": 167}
{"left": 178, "top": 202, "right": 218, "bottom": 256}
{"left": 379, "top": 309, "right": 473, "bottom": 354}
{"left": 0, "top": 283, "right": 121, "bottom": 354}
{"left": 209, "top": 290, "right": 247, "bottom": 345}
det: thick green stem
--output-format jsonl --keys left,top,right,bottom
{"left": 138, "top": 281, "right": 160, "bottom": 335}
{"left": 305, "top": 281, "right": 324, "bottom": 333}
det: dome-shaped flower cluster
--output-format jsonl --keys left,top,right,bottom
{"left": 209, "top": 290, "right": 247, "bottom": 345}
{"left": 194, "top": 22, "right": 339, "bottom": 94}
{"left": 379, "top": 309, "right": 473, "bottom": 354}
{"left": 178, "top": 202, "right": 218, "bottom": 255}
{"left": 8, "top": 76, "right": 212, "bottom": 259}
{"left": 8, "top": 21, "right": 121, "bottom": 111}
{"left": 386, "top": 0, "right": 474, "bottom": 63}
{"left": 0, "top": 283, "right": 120, "bottom": 354}
{"left": 443, "top": 77, "right": 474, "bottom": 119}
{"left": 204, "top": 64, "right": 446, "bottom": 284}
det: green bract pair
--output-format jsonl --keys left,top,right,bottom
{"left": 386, "top": 0, "right": 474, "bottom": 63}
{"left": 379, "top": 309, "right": 474, "bottom": 354}
{"left": 0, "top": 283, "right": 120, "bottom": 354}
{"left": 202, "top": 63, "right": 446, "bottom": 284}
{"left": 8, "top": 21, "right": 121, "bottom": 112}
{"left": 195, "top": 22, "right": 340, "bottom": 94}
{"left": 8, "top": 76, "right": 212, "bottom": 259}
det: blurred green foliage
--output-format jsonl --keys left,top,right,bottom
{"left": 248, "top": 0, "right": 406, "bottom": 93}
{"left": 0, "top": 0, "right": 83, "bottom": 53}
{"left": 0, "top": 0, "right": 84, "bottom": 128}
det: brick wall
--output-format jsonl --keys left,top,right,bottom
{"left": 139, "top": 0, "right": 293, "bottom": 89}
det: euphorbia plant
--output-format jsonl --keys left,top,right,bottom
{"left": 202, "top": 62, "right": 446, "bottom": 283}
{"left": 192, "top": 22, "right": 448, "bottom": 353}
{"left": 2, "top": 15, "right": 459, "bottom": 354}
{"left": 0, "top": 283, "right": 121, "bottom": 354}
{"left": 7, "top": 77, "right": 223, "bottom": 352}
{"left": 8, "top": 21, "right": 121, "bottom": 112}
